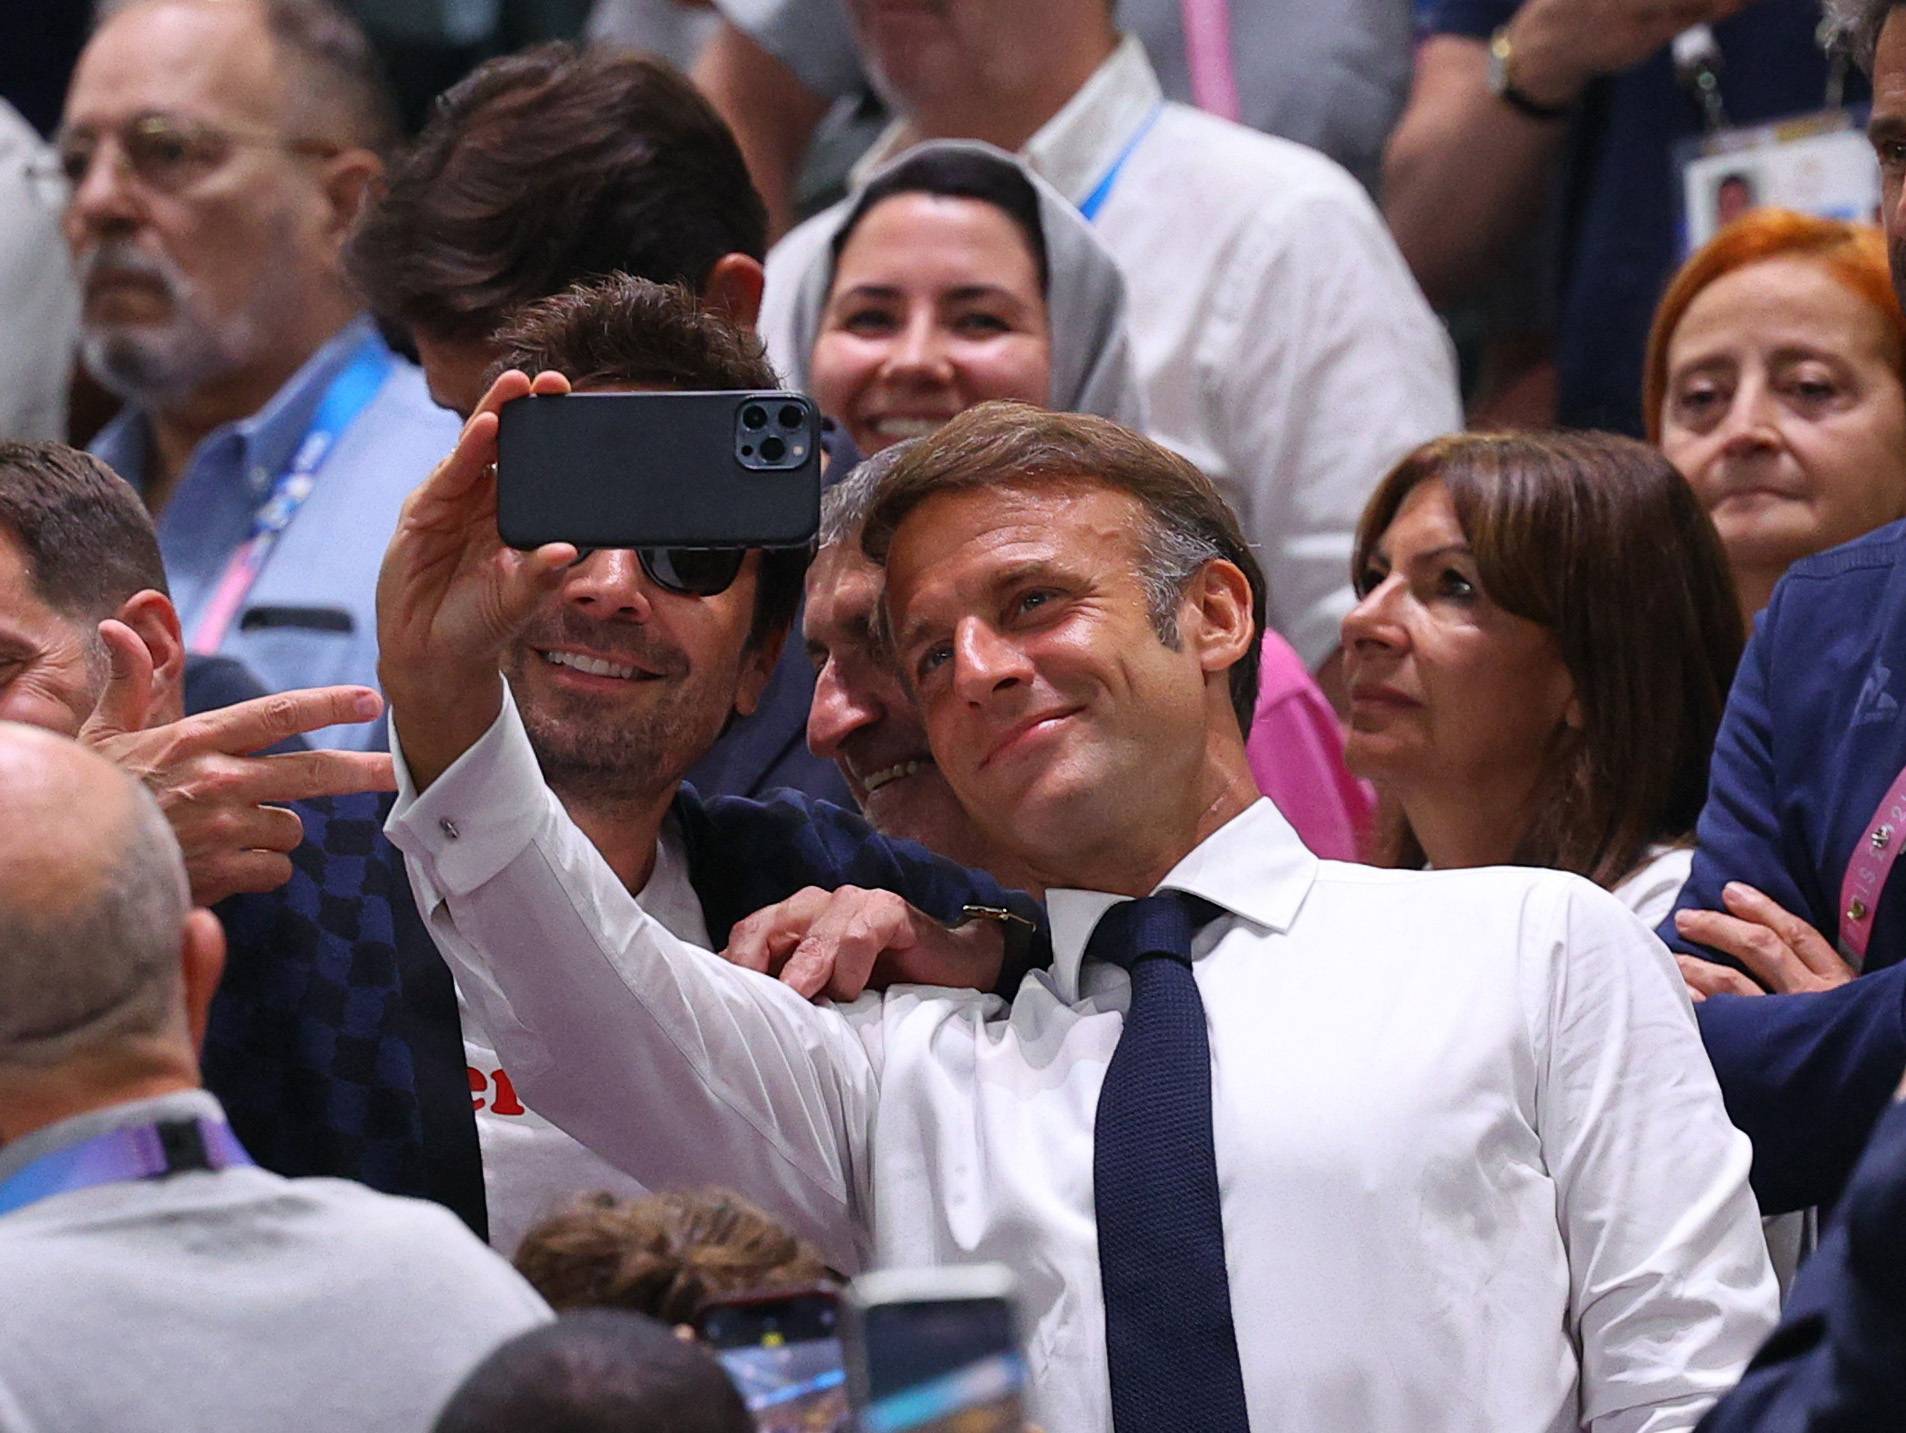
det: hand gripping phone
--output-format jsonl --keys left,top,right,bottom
{"left": 495, "top": 390, "right": 822, "bottom": 550}
{"left": 843, "top": 1265, "right": 1028, "bottom": 1433}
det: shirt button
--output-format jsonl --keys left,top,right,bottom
{"left": 439, "top": 818, "right": 460, "bottom": 840}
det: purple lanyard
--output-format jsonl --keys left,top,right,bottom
{"left": 0, "top": 1117, "right": 253, "bottom": 1218}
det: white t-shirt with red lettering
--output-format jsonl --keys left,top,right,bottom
{"left": 460, "top": 817, "right": 711, "bottom": 1255}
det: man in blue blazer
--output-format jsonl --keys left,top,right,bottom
{"left": 1663, "top": 521, "right": 1906, "bottom": 1212}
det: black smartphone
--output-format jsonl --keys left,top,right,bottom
{"left": 495, "top": 390, "right": 822, "bottom": 551}
{"left": 843, "top": 1266, "right": 1027, "bottom": 1433}
{"left": 694, "top": 1286, "right": 849, "bottom": 1432}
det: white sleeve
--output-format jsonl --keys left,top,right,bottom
{"left": 384, "top": 688, "right": 881, "bottom": 1272}
{"left": 1529, "top": 879, "right": 1779, "bottom": 1433}
{"left": 1203, "top": 169, "right": 1460, "bottom": 668}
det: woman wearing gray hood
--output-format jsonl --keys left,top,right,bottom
{"left": 772, "top": 140, "right": 1148, "bottom": 455}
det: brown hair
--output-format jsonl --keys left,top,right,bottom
{"left": 513, "top": 1190, "right": 831, "bottom": 1322}
{"left": 488, "top": 274, "right": 807, "bottom": 648}
{"left": 0, "top": 442, "right": 168, "bottom": 618}
{"left": 860, "top": 402, "right": 1264, "bottom": 734}
{"left": 1644, "top": 209, "right": 1903, "bottom": 441}
{"left": 1353, "top": 431, "right": 1744, "bottom": 889}
{"left": 348, "top": 43, "right": 765, "bottom": 346}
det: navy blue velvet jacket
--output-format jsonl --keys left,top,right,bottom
{"left": 205, "top": 787, "right": 1038, "bottom": 1239}
{"left": 1657, "top": 523, "right": 1906, "bottom": 1214}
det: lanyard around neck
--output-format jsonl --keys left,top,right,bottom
{"left": 186, "top": 332, "right": 394, "bottom": 655}
{"left": 0, "top": 1116, "right": 253, "bottom": 1218}
{"left": 1077, "top": 104, "right": 1165, "bottom": 223}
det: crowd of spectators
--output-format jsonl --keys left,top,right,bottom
{"left": 9, "top": 0, "right": 1906, "bottom": 1429}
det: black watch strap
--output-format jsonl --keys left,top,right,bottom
{"left": 1500, "top": 81, "right": 1572, "bottom": 122}
{"left": 1488, "top": 26, "right": 1573, "bottom": 122}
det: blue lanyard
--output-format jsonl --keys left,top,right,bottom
{"left": 187, "top": 331, "right": 393, "bottom": 655}
{"left": 1077, "top": 105, "right": 1165, "bottom": 222}
{"left": 0, "top": 1117, "right": 253, "bottom": 1217}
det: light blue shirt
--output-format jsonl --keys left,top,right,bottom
{"left": 93, "top": 317, "right": 459, "bottom": 749}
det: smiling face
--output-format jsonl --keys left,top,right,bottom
{"left": 1659, "top": 255, "right": 1906, "bottom": 594}
{"left": 1340, "top": 480, "right": 1578, "bottom": 813}
{"left": 503, "top": 546, "right": 777, "bottom": 806}
{"left": 810, "top": 193, "right": 1050, "bottom": 456}
{"left": 881, "top": 480, "right": 1236, "bottom": 885}
{"left": 60, "top": 0, "right": 351, "bottom": 406}
{"left": 803, "top": 541, "right": 993, "bottom": 866}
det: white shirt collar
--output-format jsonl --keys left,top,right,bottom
{"left": 1043, "top": 798, "right": 1319, "bottom": 1003}
{"left": 850, "top": 33, "right": 1165, "bottom": 205}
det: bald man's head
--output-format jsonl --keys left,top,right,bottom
{"left": 0, "top": 724, "right": 198, "bottom": 1069}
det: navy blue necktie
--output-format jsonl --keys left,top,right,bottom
{"left": 1089, "top": 890, "right": 1251, "bottom": 1433}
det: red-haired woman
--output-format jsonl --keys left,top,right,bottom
{"left": 1646, "top": 210, "right": 1906, "bottom": 625}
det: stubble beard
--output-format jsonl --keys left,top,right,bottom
{"left": 504, "top": 632, "right": 742, "bottom": 815}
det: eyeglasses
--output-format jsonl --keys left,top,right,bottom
{"left": 637, "top": 548, "right": 748, "bottom": 597}
{"left": 32, "top": 113, "right": 342, "bottom": 203}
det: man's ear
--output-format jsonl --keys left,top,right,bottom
{"left": 734, "top": 619, "right": 788, "bottom": 719}
{"left": 114, "top": 590, "right": 186, "bottom": 724}
{"left": 180, "top": 908, "right": 227, "bottom": 1057}
{"left": 701, "top": 253, "right": 767, "bottom": 331}
{"left": 316, "top": 148, "right": 385, "bottom": 254}
{"left": 1183, "top": 559, "right": 1257, "bottom": 676}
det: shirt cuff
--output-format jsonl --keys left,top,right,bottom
{"left": 386, "top": 682, "right": 551, "bottom": 899}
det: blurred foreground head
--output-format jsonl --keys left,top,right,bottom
{"left": 432, "top": 1309, "right": 751, "bottom": 1433}
{"left": 0, "top": 723, "right": 223, "bottom": 1125}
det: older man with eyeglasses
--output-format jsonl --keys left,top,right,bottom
{"left": 54, "top": 0, "right": 458, "bottom": 746}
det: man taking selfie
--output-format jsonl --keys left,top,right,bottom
{"left": 219, "top": 275, "right": 1030, "bottom": 1250}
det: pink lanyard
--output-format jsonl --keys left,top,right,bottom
{"left": 1838, "top": 766, "right": 1906, "bottom": 966}
{"left": 1179, "top": 0, "right": 1240, "bottom": 122}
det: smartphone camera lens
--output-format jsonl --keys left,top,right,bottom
{"left": 737, "top": 398, "right": 808, "bottom": 470}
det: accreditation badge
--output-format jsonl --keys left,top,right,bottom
{"left": 1676, "top": 107, "right": 1879, "bottom": 257}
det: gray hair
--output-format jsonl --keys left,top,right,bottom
{"left": 94, "top": 0, "right": 401, "bottom": 152}
{"left": 1823, "top": 0, "right": 1904, "bottom": 71}
{"left": 0, "top": 777, "right": 190, "bottom": 1067}
{"left": 818, "top": 441, "right": 919, "bottom": 550}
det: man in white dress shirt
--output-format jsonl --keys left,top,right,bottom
{"left": 758, "top": 0, "right": 1461, "bottom": 679}
{"left": 382, "top": 400, "right": 1777, "bottom": 1431}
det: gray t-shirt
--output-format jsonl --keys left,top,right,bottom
{"left": 710, "top": 0, "right": 1412, "bottom": 191}
{"left": 0, "top": 1089, "right": 552, "bottom": 1432}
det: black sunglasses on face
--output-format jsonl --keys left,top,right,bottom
{"left": 635, "top": 547, "right": 747, "bottom": 597}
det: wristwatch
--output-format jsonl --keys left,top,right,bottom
{"left": 952, "top": 903, "right": 1042, "bottom": 997}
{"left": 1487, "top": 25, "right": 1573, "bottom": 121}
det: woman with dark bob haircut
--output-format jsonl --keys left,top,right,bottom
{"left": 1341, "top": 430, "right": 1743, "bottom": 916}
